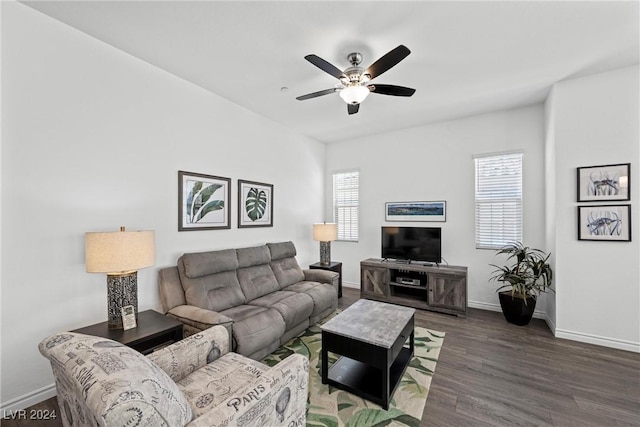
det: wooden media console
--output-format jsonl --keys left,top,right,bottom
{"left": 360, "top": 258, "right": 467, "bottom": 317}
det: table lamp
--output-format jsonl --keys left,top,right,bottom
{"left": 313, "top": 223, "right": 337, "bottom": 265}
{"left": 85, "top": 227, "right": 155, "bottom": 329}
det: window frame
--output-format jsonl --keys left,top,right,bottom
{"left": 332, "top": 170, "right": 359, "bottom": 242}
{"left": 474, "top": 151, "right": 523, "bottom": 250}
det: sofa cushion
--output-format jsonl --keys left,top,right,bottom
{"left": 177, "top": 352, "right": 268, "bottom": 418}
{"left": 178, "top": 260, "right": 246, "bottom": 312}
{"left": 220, "top": 305, "right": 286, "bottom": 357}
{"left": 181, "top": 249, "right": 238, "bottom": 278}
{"left": 236, "top": 245, "right": 271, "bottom": 267}
{"left": 283, "top": 281, "right": 338, "bottom": 318}
{"left": 271, "top": 256, "right": 305, "bottom": 288}
{"left": 250, "top": 291, "right": 314, "bottom": 330}
{"left": 267, "top": 241, "right": 297, "bottom": 260}
{"left": 237, "top": 264, "right": 280, "bottom": 301}
{"left": 39, "top": 332, "right": 192, "bottom": 427}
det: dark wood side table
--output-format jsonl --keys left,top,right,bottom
{"left": 72, "top": 309, "right": 183, "bottom": 355}
{"left": 310, "top": 261, "right": 342, "bottom": 298}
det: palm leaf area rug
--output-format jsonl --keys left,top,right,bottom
{"left": 262, "top": 311, "right": 445, "bottom": 427}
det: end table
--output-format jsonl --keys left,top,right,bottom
{"left": 310, "top": 261, "right": 342, "bottom": 298}
{"left": 71, "top": 309, "right": 183, "bottom": 355}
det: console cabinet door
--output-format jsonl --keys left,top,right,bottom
{"left": 428, "top": 273, "right": 466, "bottom": 313}
{"left": 361, "top": 266, "right": 389, "bottom": 298}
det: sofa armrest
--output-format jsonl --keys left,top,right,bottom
{"left": 167, "top": 305, "right": 234, "bottom": 339}
{"left": 304, "top": 268, "right": 339, "bottom": 287}
{"left": 187, "top": 353, "right": 309, "bottom": 427}
{"left": 147, "top": 325, "right": 230, "bottom": 383}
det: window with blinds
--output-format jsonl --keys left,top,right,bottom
{"left": 474, "top": 152, "right": 523, "bottom": 249}
{"left": 333, "top": 171, "right": 359, "bottom": 241}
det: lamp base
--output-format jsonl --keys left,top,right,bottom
{"left": 107, "top": 272, "right": 138, "bottom": 329}
{"left": 319, "top": 241, "right": 331, "bottom": 266}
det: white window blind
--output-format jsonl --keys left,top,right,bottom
{"left": 475, "top": 152, "right": 523, "bottom": 249}
{"left": 333, "top": 171, "right": 359, "bottom": 241}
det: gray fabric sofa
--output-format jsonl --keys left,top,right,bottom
{"left": 158, "top": 241, "right": 339, "bottom": 360}
{"left": 39, "top": 325, "right": 309, "bottom": 426}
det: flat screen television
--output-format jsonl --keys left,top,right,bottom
{"left": 381, "top": 226, "right": 442, "bottom": 264}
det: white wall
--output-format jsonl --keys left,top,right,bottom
{"left": 325, "top": 105, "right": 547, "bottom": 311}
{"left": 1, "top": 3, "right": 325, "bottom": 409}
{"left": 543, "top": 89, "right": 558, "bottom": 328}
{"left": 548, "top": 66, "right": 639, "bottom": 351}
{"left": 0, "top": 1, "right": 4, "bottom": 410}
{"left": 2, "top": 1, "right": 638, "bottom": 414}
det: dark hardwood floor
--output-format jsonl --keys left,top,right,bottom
{"left": 5, "top": 287, "right": 639, "bottom": 426}
{"left": 339, "top": 288, "right": 639, "bottom": 426}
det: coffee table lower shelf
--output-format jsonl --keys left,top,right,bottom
{"left": 325, "top": 347, "right": 413, "bottom": 409}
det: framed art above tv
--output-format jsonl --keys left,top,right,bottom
{"left": 385, "top": 201, "right": 446, "bottom": 222}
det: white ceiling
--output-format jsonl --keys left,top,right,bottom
{"left": 23, "top": 1, "right": 640, "bottom": 144}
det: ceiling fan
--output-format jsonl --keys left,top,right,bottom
{"left": 296, "top": 45, "right": 416, "bottom": 115}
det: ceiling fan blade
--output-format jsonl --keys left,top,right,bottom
{"left": 368, "top": 84, "right": 416, "bottom": 97}
{"left": 347, "top": 103, "right": 360, "bottom": 115}
{"left": 365, "top": 45, "right": 411, "bottom": 80}
{"left": 304, "top": 54, "right": 346, "bottom": 80}
{"left": 296, "top": 88, "right": 338, "bottom": 101}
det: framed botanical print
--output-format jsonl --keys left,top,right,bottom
{"left": 577, "top": 163, "right": 630, "bottom": 202}
{"left": 578, "top": 204, "right": 631, "bottom": 242}
{"left": 178, "top": 171, "right": 231, "bottom": 231}
{"left": 238, "top": 180, "right": 273, "bottom": 228}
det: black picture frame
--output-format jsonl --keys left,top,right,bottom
{"left": 178, "top": 171, "right": 231, "bottom": 231}
{"left": 238, "top": 179, "right": 274, "bottom": 228}
{"left": 576, "top": 163, "right": 630, "bottom": 202}
{"left": 385, "top": 201, "right": 446, "bottom": 222}
{"left": 577, "top": 204, "right": 631, "bottom": 242}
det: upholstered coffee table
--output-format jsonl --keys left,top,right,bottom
{"left": 320, "top": 299, "right": 415, "bottom": 409}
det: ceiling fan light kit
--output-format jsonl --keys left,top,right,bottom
{"left": 297, "top": 45, "right": 416, "bottom": 115}
{"left": 339, "top": 85, "right": 370, "bottom": 105}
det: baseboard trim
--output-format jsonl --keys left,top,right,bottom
{"left": 341, "top": 285, "right": 638, "bottom": 353}
{"left": 1, "top": 383, "right": 56, "bottom": 412}
{"left": 468, "top": 300, "right": 547, "bottom": 319}
{"left": 544, "top": 314, "right": 557, "bottom": 336}
{"left": 554, "top": 328, "right": 640, "bottom": 353}
{"left": 345, "top": 287, "right": 549, "bottom": 319}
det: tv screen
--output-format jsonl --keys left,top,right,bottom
{"left": 381, "top": 226, "right": 442, "bottom": 263}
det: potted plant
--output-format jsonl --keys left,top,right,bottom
{"left": 489, "top": 242, "right": 553, "bottom": 326}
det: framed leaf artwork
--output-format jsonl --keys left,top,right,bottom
{"left": 178, "top": 171, "right": 231, "bottom": 231}
{"left": 238, "top": 179, "right": 273, "bottom": 228}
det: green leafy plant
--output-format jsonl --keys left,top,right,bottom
{"left": 489, "top": 242, "right": 553, "bottom": 301}
{"left": 245, "top": 187, "right": 267, "bottom": 221}
{"left": 186, "top": 181, "right": 224, "bottom": 224}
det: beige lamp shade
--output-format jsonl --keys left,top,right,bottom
{"left": 313, "top": 223, "right": 338, "bottom": 242}
{"left": 85, "top": 228, "right": 155, "bottom": 274}
{"left": 386, "top": 227, "right": 400, "bottom": 235}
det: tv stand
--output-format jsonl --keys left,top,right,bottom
{"left": 411, "top": 260, "right": 437, "bottom": 267}
{"left": 360, "top": 258, "right": 467, "bottom": 317}
{"left": 383, "top": 258, "right": 438, "bottom": 267}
